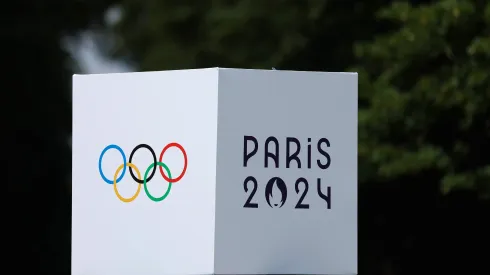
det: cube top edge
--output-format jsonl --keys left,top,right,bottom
{"left": 72, "top": 67, "right": 358, "bottom": 77}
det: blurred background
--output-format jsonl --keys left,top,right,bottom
{"left": 7, "top": 0, "right": 490, "bottom": 274}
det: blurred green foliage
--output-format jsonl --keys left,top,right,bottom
{"left": 357, "top": 0, "right": 490, "bottom": 197}
{"left": 113, "top": 0, "right": 396, "bottom": 71}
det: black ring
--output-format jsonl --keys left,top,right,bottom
{"left": 129, "top": 144, "right": 157, "bottom": 184}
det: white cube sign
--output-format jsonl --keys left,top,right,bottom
{"left": 72, "top": 68, "right": 357, "bottom": 275}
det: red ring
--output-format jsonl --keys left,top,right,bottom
{"left": 159, "top": 142, "right": 187, "bottom": 183}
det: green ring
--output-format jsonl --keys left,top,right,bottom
{"left": 143, "top": 162, "right": 172, "bottom": 202}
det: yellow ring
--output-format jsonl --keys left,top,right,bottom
{"left": 113, "top": 163, "right": 142, "bottom": 203}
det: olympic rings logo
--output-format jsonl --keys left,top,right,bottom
{"left": 98, "top": 143, "right": 188, "bottom": 203}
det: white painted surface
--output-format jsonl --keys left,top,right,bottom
{"left": 72, "top": 69, "right": 219, "bottom": 275}
{"left": 72, "top": 68, "right": 357, "bottom": 275}
{"left": 214, "top": 69, "right": 357, "bottom": 274}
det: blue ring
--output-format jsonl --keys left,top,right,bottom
{"left": 98, "top": 144, "right": 126, "bottom": 184}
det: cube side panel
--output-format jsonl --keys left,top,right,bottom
{"left": 72, "top": 70, "right": 218, "bottom": 275}
{"left": 214, "top": 69, "right": 357, "bottom": 274}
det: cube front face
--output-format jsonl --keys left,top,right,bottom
{"left": 72, "top": 70, "right": 218, "bottom": 275}
{"left": 214, "top": 69, "right": 358, "bottom": 274}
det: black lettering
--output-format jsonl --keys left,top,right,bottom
{"left": 286, "top": 137, "right": 301, "bottom": 168}
{"left": 265, "top": 177, "right": 288, "bottom": 208}
{"left": 243, "top": 176, "right": 259, "bottom": 208}
{"left": 317, "top": 178, "right": 331, "bottom": 209}
{"left": 264, "top": 136, "right": 279, "bottom": 168}
{"left": 317, "top": 138, "right": 331, "bottom": 169}
{"left": 307, "top": 137, "right": 312, "bottom": 169}
{"left": 243, "top": 135, "right": 258, "bottom": 167}
{"left": 294, "top": 178, "right": 310, "bottom": 209}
